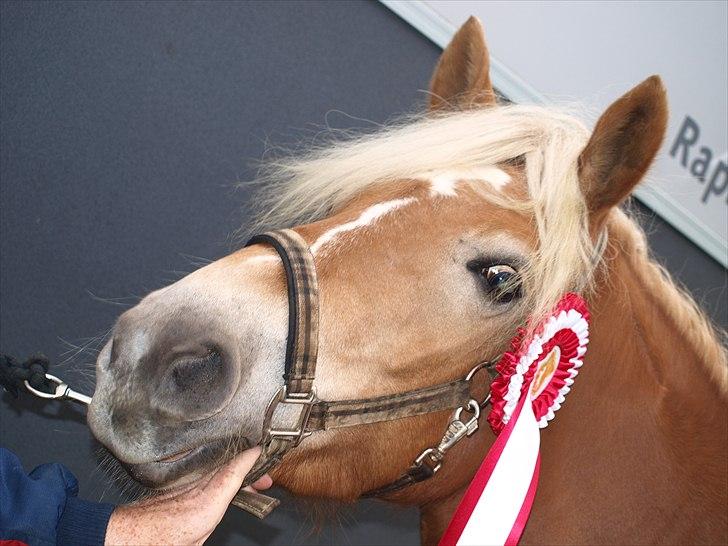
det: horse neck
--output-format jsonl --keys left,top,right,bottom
{"left": 594, "top": 211, "right": 727, "bottom": 420}
{"left": 527, "top": 210, "right": 727, "bottom": 543}
{"left": 420, "top": 211, "right": 727, "bottom": 546}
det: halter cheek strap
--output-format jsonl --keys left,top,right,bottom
{"left": 232, "top": 229, "right": 493, "bottom": 518}
{"left": 232, "top": 229, "right": 319, "bottom": 517}
{"left": 247, "top": 230, "right": 320, "bottom": 396}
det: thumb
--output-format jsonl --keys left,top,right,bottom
{"left": 202, "top": 447, "right": 262, "bottom": 512}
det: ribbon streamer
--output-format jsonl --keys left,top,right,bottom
{"left": 439, "top": 293, "right": 590, "bottom": 546}
{"left": 439, "top": 395, "right": 540, "bottom": 546}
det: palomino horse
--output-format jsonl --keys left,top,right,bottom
{"left": 88, "top": 17, "right": 727, "bottom": 545}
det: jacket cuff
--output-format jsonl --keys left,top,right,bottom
{"left": 56, "top": 496, "right": 116, "bottom": 546}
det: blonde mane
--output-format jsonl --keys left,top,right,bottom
{"left": 247, "top": 104, "right": 596, "bottom": 322}
{"left": 244, "top": 101, "right": 727, "bottom": 394}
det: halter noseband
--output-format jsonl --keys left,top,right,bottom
{"left": 232, "top": 229, "right": 496, "bottom": 518}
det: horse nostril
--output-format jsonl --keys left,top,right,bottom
{"left": 169, "top": 350, "right": 224, "bottom": 393}
{"left": 152, "top": 342, "right": 238, "bottom": 422}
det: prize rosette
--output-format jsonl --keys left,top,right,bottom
{"left": 488, "top": 293, "right": 590, "bottom": 434}
{"left": 440, "top": 293, "right": 591, "bottom": 546}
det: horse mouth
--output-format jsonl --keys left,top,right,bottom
{"left": 155, "top": 448, "right": 195, "bottom": 463}
{"left": 122, "top": 436, "right": 252, "bottom": 489}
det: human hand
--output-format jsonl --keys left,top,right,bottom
{"left": 104, "top": 447, "right": 272, "bottom": 546}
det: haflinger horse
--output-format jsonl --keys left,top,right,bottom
{"left": 88, "top": 16, "right": 727, "bottom": 546}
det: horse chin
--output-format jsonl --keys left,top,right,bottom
{"left": 121, "top": 436, "right": 253, "bottom": 490}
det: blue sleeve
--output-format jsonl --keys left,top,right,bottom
{"left": 0, "top": 448, "right": 116, "bottom": 546}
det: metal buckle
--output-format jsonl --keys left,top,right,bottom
{"left": 412, "top": 398, "right": 482, "bottom": 475}
{"left": 262, "top": 385, "right": 315, "bottom": 445}
{"left": 439, "top": 400, "right": 480, "bottom": 452}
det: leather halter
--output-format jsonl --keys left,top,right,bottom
{"left": 231, "top": 229, "right": 496, "bottom": 518}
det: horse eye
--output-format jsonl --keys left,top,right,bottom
{"left": 482, "top": 265, "right": 521, "bottom": 303}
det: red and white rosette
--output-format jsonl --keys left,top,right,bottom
{"left": 440, "top": 293, "right": 590, "bottom": 546}
{"left": 488, "top": 293, "right": 590, "bottom": 434}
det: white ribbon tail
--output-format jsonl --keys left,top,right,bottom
{"left": 439, "top": 395, "right": 541, "bottom": 546}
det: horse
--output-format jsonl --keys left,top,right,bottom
{"left": 87, "top": 16, "right": 728, "bottom": 545}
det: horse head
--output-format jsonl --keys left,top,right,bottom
{"left": 87, "top": 16, "right": 728, "bottom": 546}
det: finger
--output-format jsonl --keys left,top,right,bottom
{"left": 201, "top": 447, "right": 262, "bottom": 510}
{"left": 252, "top": 474, "right": 273, "bottom": 491}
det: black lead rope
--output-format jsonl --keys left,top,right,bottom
{"left": 0, "top": 354, "right": 56, "bottom": 398}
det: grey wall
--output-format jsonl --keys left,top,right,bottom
{"left": 0, "top": 2, "right": 725, "bottom": 546}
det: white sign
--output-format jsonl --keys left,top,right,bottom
{"left": 382, "top": 0, "right": 727, "bottom": 266}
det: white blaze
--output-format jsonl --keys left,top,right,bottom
{"left": 310, "top": 197, "right": 416, "bottom": 254}
{"left": 423, "top": 166, "right": 512, "bottom": 196}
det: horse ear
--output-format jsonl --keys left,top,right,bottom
{"left": 578, "top": 75, "right": 668, "bottom": 225}
{"left": 429, "top": 16, "right": 496, "bottom": 112}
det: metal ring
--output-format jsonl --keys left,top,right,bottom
{"left": 465, "top": 360, "right": 496, "bottom": 410}
{"left": 23, "top": 373, "right": 65, "bottom": 399}
{"left": 466, "top": 358, "right": 498, "bottom": 381}
{"left": 454, "top": 399, "right": 481, "bottom": 421}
